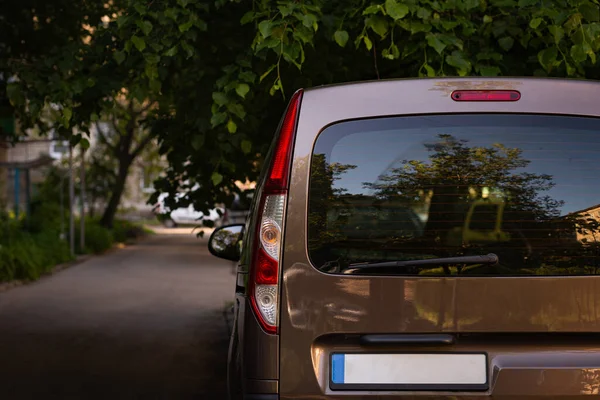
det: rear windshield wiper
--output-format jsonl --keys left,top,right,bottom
{"left": 342, "top": 253, "right": 499, "bottom": 274}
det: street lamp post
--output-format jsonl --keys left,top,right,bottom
{"left": 69, "top": 145, "right": 75, "bottom": 256}
{"left": 80, "top": 147, "right": 85, "bottom": 252}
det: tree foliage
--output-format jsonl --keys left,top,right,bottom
{"left": 3, "top": 0, "right": 600, "bottom": 215}
{"left": 308, "top": 154, "right": 357, "bottom": 250}
{"left": 366, "top": 134, "right": 564, "bottom": 231}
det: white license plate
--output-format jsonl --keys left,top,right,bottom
{"left": 330, "top": 353, "right": 488, "bottom": 391}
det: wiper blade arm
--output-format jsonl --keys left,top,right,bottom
{"left": 343, "top": 253, "right": 499, "bottom": 274}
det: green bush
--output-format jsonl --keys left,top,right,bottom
{"left": 0, "top": 205, "right": 149, "bottom": 282}
{"left": 0, "top": 230, "right": 72, "bottom": 282}
{"left": 112, "top": 219, "right": 150, "bottom": 243}
{"left": 36, "top": 230, "right": 72, "bottom": 266}
{"left": 76, "top": 220, "right": 114, "bottom": 255}
{"left": 26, "top": 201, "right": 64, "bottom": 234}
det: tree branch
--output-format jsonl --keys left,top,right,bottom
{"left": 137, "top": 100, "right": 156, "bottom": 115}
{"left": 95, "top": 121, "right": 119, "bottom": 155}
{"left": 109, "top": 116, "right": 121, "bottom": 135}
{"left": 131, "top": 131, "right": 155, "bottom": 159}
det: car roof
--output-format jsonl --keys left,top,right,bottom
{"left": 292, "top": 77, "right": 600, "bottom": 157}
{"left": 300, "top": 76, "right": 600, "bottom": 118}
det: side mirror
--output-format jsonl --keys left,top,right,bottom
{"left": 208, "top": 224, "right": 245, "bottom": 262}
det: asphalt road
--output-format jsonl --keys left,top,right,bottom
{"left": 0, "top": 228, "right": 236, "bottom": 399}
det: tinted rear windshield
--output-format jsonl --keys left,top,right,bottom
{"left": 308, "top": 114, "right": 600, "bottom": 276}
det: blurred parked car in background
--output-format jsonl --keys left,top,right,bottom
{"left": 221, "top": 190, "right": 254, "bottom": 226}
{"left": 152, "top": 192, "right": 223, "bottom": 228}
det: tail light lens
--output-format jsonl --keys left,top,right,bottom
{"left": 249, "top": 90, "right": 303, "bottom": 334}
{"left": 260, "top": 194, "right": 285, "bottom": 260}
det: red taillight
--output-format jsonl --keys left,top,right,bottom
{"left": 255, "top": 248, "right": 278, "bottom": 284}
{"left": 451, "top": 90, "right": 521, "bottom": 101}
{"left": 249, "top": 89, "right": 303, "bottom": 335}
{"left": 265, "top": 90, "right": 302, "bottom": 191}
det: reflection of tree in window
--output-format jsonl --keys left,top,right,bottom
{"left": 309, "top": 132, "right": 600, "bottom": 275}
{"left": 308, "top": 153, "right": 356, "bottom": 251}
{"left": 365, "top": 134, "right": 564, "bottom": 251}
{"left": 469, "top": 204, "right": 499, "bottom": 231}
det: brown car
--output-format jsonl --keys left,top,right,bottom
{"left": 208, "top": 77, "right": 600, "bottom": 400}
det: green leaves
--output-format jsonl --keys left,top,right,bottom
{"left": 211, "top": 112, "right": 227, "bottom": 128}
{"left": 498, "top": 37, "right": 514, "bottom": 51}
{"left": 113, "top": 51, "right": 126, "bottom": 64}
{"left": 363, "top": 36, "right": 373, "bottom": 51}
{"left": 382, "top": 43, "right": 400, "bottom": 59}
{"left": 529, "top": 17, "right": 543, "bottom": 29}
{"left": 211, "top": 172, "right": 223, "bottom": 186}
{"left": 422, "top": 63, "right": 436, "bottom": 77}
{"left": 518, "top": 0, "right": 538, "bottom": 6}
{"left": 117, "top": 15, "right": 129, "bottom": 28}
{"left": 363, "top": 5, "right": 382, "bottom": 15}
{"left": 571, "top": 44, "right": 587, "bottom": 62}
{"left": 241, "top": 11, "right": 254, "bottom": 25}
{"left": 180, "top": 41, "right": 195, "bottom": 58}
{"left": 478, "top": 66, "right": 502, "bottom": 76}
{"left": 235, "top": 83, "right": 250, "bottom": 98}
{"left": 580, "top": 2, "right": 600, "bottom": 22}
{"left": 178, "top": 19, "right": 194, "bottom": 32}
{"left": 131, "top": 35, "right": 146, "bottom": 52}
{"left": 212, "top": 92, "right": 228, "bottom": 106}
{"left": 136, "top": 19, "right": 153, "bottom": 35}
{"left": 426, "top": 33, "right": 446, "bottom": 55}
{"left": 6, "top": 83, "right": 24, "bottom": 107}
{"left": 461, "top": 0, "right": 480, "bottom": 10}
{"left": 239, "top": 71, "right": 256, "bottom": 83}
{"left": 538, "top": 47, "right": 559, "bottom": 72}
{"left": 366, "top": 16, "right": 389, "bottom": 38}
{"left": 241, "top": 140, "right": 252, "bottom": 154}
{"left": 227, "top": 119, "right": 237, "bottom": 133}
{"left": 62, "top": 107, "right": 73, "bottom": 128}
{"left": 80, "top": 137, "right": 90, "bottom": 150}
{"left": 191, "top": 134, "right": 205, "bottom": 150}
{"left": 385, "top": 0, "right": 410, "bottom": 20}
{"left": 334, "top": 30, "right": 350, "bottom": 47}
{"left": 10, "top": 0, "right": 600, "bottom": 235}
{"left": 259, "top": 65, "right": 276, "bottom": 82}
{"left": 258, "top": 20, "right": 272, "bottom": 38}
{"left": 570, "top": 43, "right": 595, "bottom": 63}
{"left": 164, "top": 45, "right": 178, "bottom": 57}
{"left": 302, "top": 14, "right": 318, "bottom": 31}
{"left": 446, "top": 51, "right": 472, "bottom": 76}
{"left": 548, "top": 25, "right": 564, "bottom": 44}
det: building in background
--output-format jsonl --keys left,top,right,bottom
{"left": 0, "top": 120, "right": 163, "bottom": 220}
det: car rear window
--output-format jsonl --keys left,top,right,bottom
{"left": 307, "top": 114, "right": 600, "bottom": 276}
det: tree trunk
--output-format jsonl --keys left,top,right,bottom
{"left": 100, "top": 155, "right": 132, "bottom": 228}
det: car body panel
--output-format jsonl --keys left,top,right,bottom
{"left": 278, "top": 77, "right": 600, "bottom": 398}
